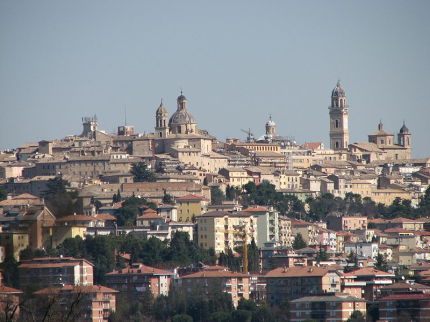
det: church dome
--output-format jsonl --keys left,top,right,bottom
{"left": 332, "top": 81, "right": 345, "bottom": 97}
{"left": 169, "top": 109, "right": 196, "bottom": 125}
{"left": 400, "top": 122, "right": 410, "bottom": 134}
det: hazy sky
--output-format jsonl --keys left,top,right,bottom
{"left": 1, "top": 1, "right": 429, "bottom": 157}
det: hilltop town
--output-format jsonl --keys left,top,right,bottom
{"left": 1, "top": 82, "right": 430, "bottom": 321}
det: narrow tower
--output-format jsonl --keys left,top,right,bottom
{"left": 329, "top": 81, "right": 349, "bottom": 150}
{"left": 265, "top": 115, "right": 276, "bottom": 137}
{"left": 398, "top": 122, "right": 412, "bottom": 148}
{"left": 155, "top": 99, "right": 169, "bottom": 138}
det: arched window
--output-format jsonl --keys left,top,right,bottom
{"left": 335, "top": 141, "right": 339, "bottom": 149}
{"left": 335, "top": 120, "right": 339, "bottom": 128}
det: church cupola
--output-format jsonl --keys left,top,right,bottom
{"left": 398, "top": 122, "right": 412, "bottom": 147}
{"left": 265, "top": 115, "right": 276, "bottom": 137}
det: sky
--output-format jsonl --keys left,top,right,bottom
{"left": 1, "top": 1, "right": 429, "bottom": 157}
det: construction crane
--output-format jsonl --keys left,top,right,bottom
{"left": 240, "top": 128, "right": 255, "bottom": 143}
{"left": 216, "top": 225, "right": 249, "bottom": 273}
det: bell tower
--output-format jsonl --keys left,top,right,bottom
{"left": 329, "top": 81, "right": 349, "bottom": 150}
{"left": 155, "top": 99, "right": 169, "bottom": 138}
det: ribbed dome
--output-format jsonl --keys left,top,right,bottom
{"left": 169, "top": 109, "right": 196, "bottom": 125}
{"left": 332, "top": 80, "right": 345, "bottom": 97}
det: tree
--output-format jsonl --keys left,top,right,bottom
{"left": 292, "top": 233, "right": 307, "bottom": 250}
{"left": 247, "top": 238, "right": 260, "bottom": 272}
{"left": 43, "top": 176, "right": 78, "bottom": 218}
{"left": 0, "top": 186, "right": 7, "bottom": 201}
{"left": 375, "top": 253, "right": 389, "bottom": 272}
{"left": 211, "top": 186, "right": 225, "bottom": 205}
{"left": 172, "top": 313, "right": 193, "bottom": 322}
{"left": 162, "top": 193, "right": 175, "bottom": 204}
{"left": 231, "top": 310, "right": 252, "bottom": 322}
{"left": 345, "top": 251, "right": 358, "bottom": 272}
{"left": 131, "top": 162, "right": 156, "bottom": 182}
{"left": 315, "top": 247, "right": 329, "bottom": 262}
{"left": 347, "top": 310, "right": 366, "bottom": 322}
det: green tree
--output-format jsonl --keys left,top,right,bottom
{"left": 162, "top": 193, "right": 175, "bottom": 204}
{"left": 210, "top": 311, "right": 231, "bottom": 322}
{"left": 315, "top": 247, "right": 329, "bottom": 262}
{"left": 345, "top": 250, "right": 358, "bottom": 272}
{"left": 347, "top": 310, "right": 366, "bottom": 322}
{"left": 172, "top": 314, "right": 193, "bottom": 322}
{"left": 43, "top": 176, "right": 78, "bottom": 218}
{"left": 211, "top": 186, "right": 225, "bottom": 205}
{"left": 19, "top": 247, "right": 47, "bottom": 260}
{"left": 0, "top": 186, "right": 7, "bottom": 201}
{"left": 131, "top": 162, "right": 156, "bottom": 182}
{"left": 231, "top": 310, "right": 252, "bottom": 322}
{"left": 292, "top": 233, "right": 307, "bottom": 250}
{"left": 0, "top": 256, "right": 19, "bottom": 288}
{"left": 247, "top": 238, "right": 260, "bottom": 272}
{"left": 375, "top": 253, "right": 389, "bottom": 272}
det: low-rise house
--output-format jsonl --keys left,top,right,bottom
{"left": 265, "top": 266, "right": 341, "bottom": 304}
{"left": 291, "top": 220, "right": 319, "bottom": 246}
{"left": 0, "top": 231, "right": 29, "bottom": 260}
{"left": 19, "top": 257, "right": 94, "bottom": 289}
{"left": 289, "top": 294, "right": 366, "bottom": 322}
{"left": 105, "top": 263, "right": 174, "bottom": 297}
{"left": 326, "top": 214, "right": 367, "bottom": 232}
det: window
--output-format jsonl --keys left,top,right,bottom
{"left": 335, "top": 119, "right": 339, "bottom": 128}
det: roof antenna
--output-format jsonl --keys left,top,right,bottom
{"left": 124, "top": 105, "right": 127, "bottom": 126}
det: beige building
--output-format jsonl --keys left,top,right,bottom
{"left": 219, "top": 168, "right": 253, "bottom": 188}
{"left": 197, "top": 211, "right": 258, "bottom": 254}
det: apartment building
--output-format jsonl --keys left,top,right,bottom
{"left": 290, "top": 294, "right": 366, "bottom": 322}
{"left": 34, "top": 285, "right": 117, "bottom": 322}
{"left": 19, "top": 257, "right": 94, "bottom": 289}
{"left": 197, "top": 211, "right": 258, "bottom": 254}
{"left": 179, "top": 269, "right": 250, "bottom": 307}
{"left": 105, "top": 263, "right": 174, "bottom": 297}
{"left": 265, "top": 266, "right": 341, "bottom": 304}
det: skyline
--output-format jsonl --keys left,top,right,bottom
{"left": 1, "top": 1, "right": 429, "bottom": 157}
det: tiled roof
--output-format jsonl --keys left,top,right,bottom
{"left": 106, "top": 263, "right": 173, "bottom": 276}
{"left": 343, "top": 267, "right": 394, "bottom": 277}
{"left": 56, "top": 214, "right": 97, "bottom": 222}
{"left": 265, "top": 266, "right": 335, "bottom": 278}
{"left": 291, "top": 295, "right": 364, "bottom": 303}
{"left": 242, "top": 206, "right": 268, "bottom": 212}
{"left": 378, "top": 293, "right": 430, "bottom": 301}
{"left": 0, "top": 286, "right": 23, "bottom": 294}
{"left": 175, "top": 194, "right": 207, "bottom": 201}
{"left": 182, "top": 270, "right": 249, "bottom": 279}
{"left": 35, "top": 285, "right": 118, "bottom": 295}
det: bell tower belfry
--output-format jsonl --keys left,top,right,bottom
{"left": 155, "top": 99, "right": 169, "bottom": 138}
{"left": 329, "top": 81, "right": 350, "bottom": 150}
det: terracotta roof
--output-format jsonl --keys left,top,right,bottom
{"left": 19, "top": 257, "right": 94, "bottom": 268}
{"left": 35, "top": 284, "right": 118, "bottom": 295}
{"left": 0, "top": 286, "right": 23, "bottom": 294}
{"left": 265, "top": 266, "right": 335, "bottom": 278}
{"left": 142, "top": 208, "right": 157, "bottom": 214}
{"left": 106, "top": 263, "right": 173, "bottom": 276}
{"left": 175, "top": 194, "right": 207, "bottom": 201}
{"left": 383, "top": 228, "right": 414, "bottom": 234}
{"left": 291, "top": 294, "right": 365, "bottom": 303}
{"left": 56, "top": 214, "right": 97, "bottom": 222}
{"left": 303, "top": 142, "right": 324, "bottom": 150}
{"left": 378, "top": 293, "right": 430, "bottom": 301}
{"left": 137, "top": 213, "right": 163, "bottom": 220}
{"left": 95, "top": 213, "right": 116, "bottom": 221}
{"left": 343, "top": 267, "right": 394, "bottom": 277}
{"left": 242, "top": 206, "right": 268, "bottom": 212}
{"left": 182, "top": 270, "right": 249, "bottom": 279}
{"left": 380, "top": 282, "right": 430, "bottom": 290}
